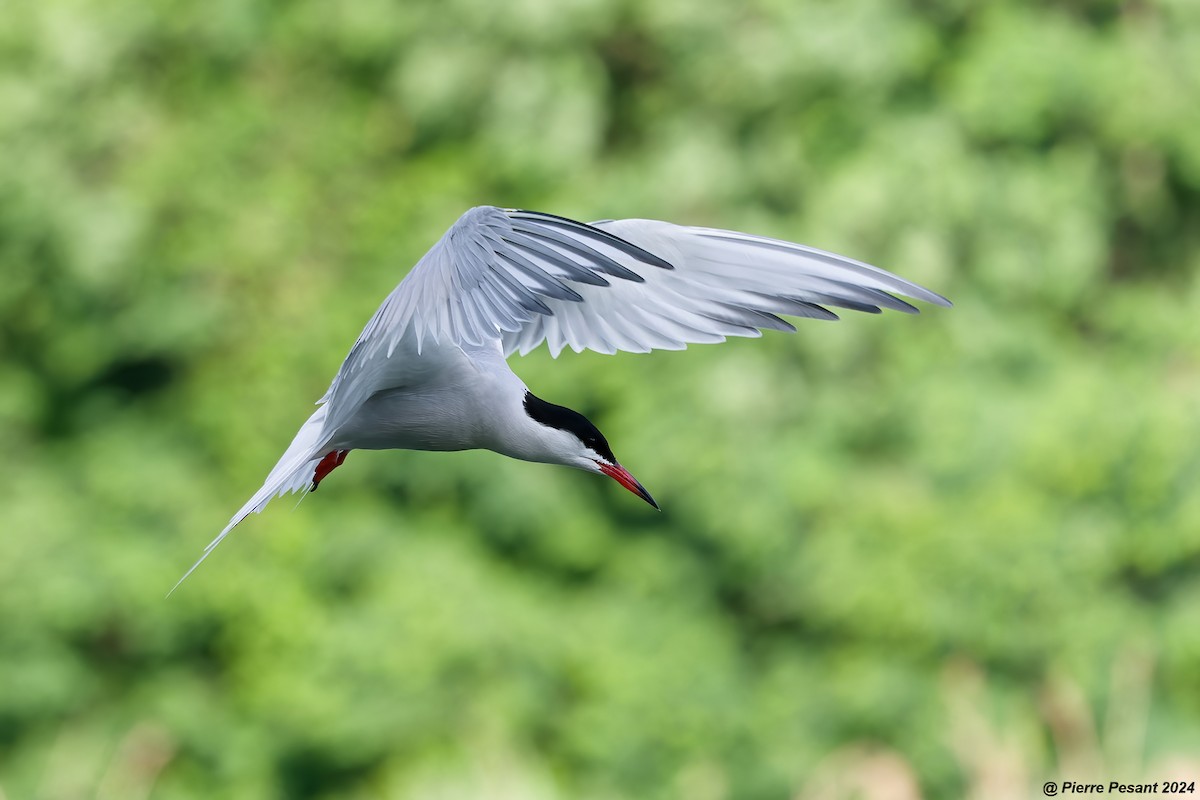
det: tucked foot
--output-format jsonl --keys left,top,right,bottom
{"left": 311, "top": 449, "right": 349, "bottom": 491}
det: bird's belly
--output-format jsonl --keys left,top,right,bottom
{"left": 332, "top": 385, "right": 482, "bottom": 453}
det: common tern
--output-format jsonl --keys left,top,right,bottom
{"left": 173, "top": 207, "right": 949, "bottom": 591}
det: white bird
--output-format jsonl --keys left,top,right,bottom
{"left": 172, "top": 207, "right": 949, "bottom": 591}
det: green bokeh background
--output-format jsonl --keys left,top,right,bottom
{"left": 3, "top": 1, "right": 1199, "bottom": 797}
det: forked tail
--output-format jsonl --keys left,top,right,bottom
{"left": 168, "top": 405, "right": 333, "bottom": 595}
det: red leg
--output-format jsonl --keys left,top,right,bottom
{"left": 311, "top": 449, "right": 349, "bottom": 491}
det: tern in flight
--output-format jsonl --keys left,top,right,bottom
{"left": 173, "top": 207, "right": 949, "bottom": 590}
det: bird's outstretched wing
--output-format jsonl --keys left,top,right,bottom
{"left": 504, "top": 214, "right": 951, "bottom": 356}
{"left": 345, "top": 205, "right": 948, "bottom": 357}
{"left": 318, "top": 206, "right": 949, "bottom": 433}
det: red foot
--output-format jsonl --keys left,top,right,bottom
{"left": 311, "top": 450, "right": 349, "bottom": 491}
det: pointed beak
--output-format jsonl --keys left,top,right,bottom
{"left": 597, "top": 461, "right": 659, "bottom": 510}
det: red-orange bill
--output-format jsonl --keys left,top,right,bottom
{"left": 598, "top": 461, "right": 659, "bottom": 510}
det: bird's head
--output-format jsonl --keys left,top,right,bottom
{"left": 522, "top": 391, "right": 658, "bottom": 510}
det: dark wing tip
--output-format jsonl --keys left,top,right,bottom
{"left": 505, "top": 208, "right": 676, "bottom": 271}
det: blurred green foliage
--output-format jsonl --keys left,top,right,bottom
{"left": 2, "top": 0, "right": 1200, "bottom": 797}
